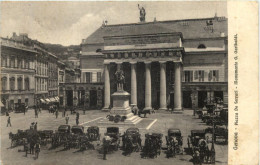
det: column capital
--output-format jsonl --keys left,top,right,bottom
{"left": 144, "top": 61, "right": 152, "bottom": 64}
{"left": 159, "top": 61, "right": 167, "bottom": 64}
{"left": 103, "top": 61, "right": 110, "bottom": 65}
{"left": 130, "top": 61, "right": 137, "bottom": 64}
{"left": 115, "top": 62, "right": 123, "bottom": 65}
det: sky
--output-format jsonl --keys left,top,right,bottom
{"left": 0, "top": 1, "right": 227, "bottom": 46}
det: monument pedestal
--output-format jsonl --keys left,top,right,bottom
{"left": 98, "top": 90, "right": 142, "bottom": 126}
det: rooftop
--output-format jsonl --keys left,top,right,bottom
{"left": 82, "top": 16, "right": 227, "bottom": 45}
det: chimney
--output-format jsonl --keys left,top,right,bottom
{"left": 13, "top": 32, "right": 17, "bottom": 37}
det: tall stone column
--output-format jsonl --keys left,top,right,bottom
{"left": 174, "top": 62, "right": 182, "bottom": 112}
{"left": 6, "top": 74, "right": 10, "bottom": 91}
{"left": 103, "top": 63, "right": 110, "bottom": 110}
{"left": 144, "top": 62, "right": 152, "bottom": 110}
{"left": 130, "top": 62, "right": 137, "bottom": 105}
{"left": 15, "top": 75, "right": 18, "bottom": 90}
{"left": 159, "top": 61, "right": 167, "bottom": 110}
{"left": 22, "top": 75, "right": 25, "bottom": 90}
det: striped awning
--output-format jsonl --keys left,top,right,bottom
{"left": 50, "top": 97, "right": 56, "bottom": 102}
{"left": 40, "top": 99, "right": 46, "bottom": 103}
{"left": 55, "top": 96, "right": 60, "bottom": 102}
{"left": 45, "top": 99, "right": 51, "bottom": 103}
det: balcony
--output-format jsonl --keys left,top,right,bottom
{"left": 1, "top": 89, "right": 35, "bottom": 94}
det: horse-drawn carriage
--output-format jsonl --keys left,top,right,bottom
{"left": 52, "top": 125, "right": 71, "bottom": 148}
{"left": 37, "top": 130, "right": 53, "bottom": 145}
{"left": 87, "top": 126, "right": 101, "bottom": 141}
{"left": 14, "top": 103, "right": 28, "bottom": 113}
{"left": 104, "top": 127, "right": 121, "bottom": 151}
{"left": 165, "top": 128, "right": 183, "bottom": 158}
{"left": 9, "top": 129, "right": 29, "bottom": 147}
{"left": 122, "top": 128, "right": 142, "bottom": 154}
{"left": 187, "top": 130, "right": 215, "bottom": 164}
{"left": 142, "top": 133, "right": 163, "bottom": 158}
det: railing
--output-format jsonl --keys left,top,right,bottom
{"left": 1, "top": 38, "right": 35, "bottom": 51}
{"left": 1, "top": 89, "right": 35, "bottom": 94}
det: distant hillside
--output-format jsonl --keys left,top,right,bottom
{"left": 44, "top": 43, "right": 81, "bottom": 60}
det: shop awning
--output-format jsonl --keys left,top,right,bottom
{"left": 50, "top": 97, "right": 56, "bottom": 102}
{"left": 0, "top": 101, "right": 4, "bottom": 107}
{"left": 45, "top": 99, "right": 51, "bottom": 103}
{"left": 55, "top": 96, "right": 60, "bottom": 102}
{"left": 40, "top": 99, "right": 46, "bottom": 103}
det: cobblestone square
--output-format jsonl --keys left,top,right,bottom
{"left": 1, "top": 109, "right": 227, "bottom": 165}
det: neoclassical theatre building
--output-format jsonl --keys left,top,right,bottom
{"left": 77, "top": 16, "right": 228, "bottom": 110}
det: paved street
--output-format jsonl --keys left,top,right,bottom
{"left": 1, "top": 109, "right": 227, "bottom": 165}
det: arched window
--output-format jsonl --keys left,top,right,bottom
{"left": 198, "top": 44, "right": 206, "bottom": 49}
{"left": 10, "top": 77, "right": 15, "bottom": 90}
{"left": 1, "top": 77, "right": 7, "bottom": 90}
{"left": 17, "top": 77, "right": 23, "bottom": 90}
{"left": 25, "top": 77, "right": 30, "bottom": 90}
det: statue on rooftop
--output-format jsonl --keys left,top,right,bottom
{"left": 138, "top": 4, "right": 146, "bottom": 22}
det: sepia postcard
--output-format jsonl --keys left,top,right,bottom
{"left": 0, "top": 1, "right": 258, "bottom": 165}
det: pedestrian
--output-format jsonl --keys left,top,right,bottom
{"left": 38, "top": 105, "right": 41, "bottom": 113}
{"left": 103, "top": 136, "right": 111, "bottom": 160}
{"left": 63, "top": 108, "right": 66, "bottom": 117}
{"left": 83, "top": 108, "right": 86, "bottom": 115}
{"left": 76, "top": 112, "right": 80, "bottom": 119}
{"left": 65, "top": 114, "right": 69, "bottom": 124}
{"left": 34, "top": 122, "right": 38, "bottom": 131}
{"left": 34, "top": 142, "right": 40, "bottom": 159}
{"left": 55, "top": 110, "right": 58, "bottom": 119}
{"left": 76, "top": 116, "right": 78, "bottom": 125}
{"left": 35, "top": 108, "right": 38, "bottom": 118}
{"left": 6, "top": 116, "right": 11, "bottom": 127}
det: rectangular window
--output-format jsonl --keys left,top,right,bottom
{"left": 184, "top": 71, "right": 193, "bottom": 82}
{"left": 97, "top": 72, "right": 102, "bottom": 82}
{"left": 17, "top": 59, "right": 22, "bottom": 68}
{"left": 198, "top": 70, "right": 204, "bottom": 82}
{"left": 86, "top": 72, "right": 92, "bottom": 83}
{"left": 10, "top": 57, "right": 15, "bottom": 68}
{"left": 208, "top": 70, "right": 219, "bottom": 82}
{"left": 1, "top": 57, "right": 7, "bottom": 67}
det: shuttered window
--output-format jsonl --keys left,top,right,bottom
{"left": 208, "top": 70, "right": 219, "bottom": 82}
{"left": 184, "top": 71, "right": 193, "bottom": 82}
{"left": 86, "top": 72, "right": 92, "bottom": 83}
{"left": 198, "top": 70, "right": 204, "bottom": 82}
{"left": 97, "top": 72, "right": 102, "bottom": 82}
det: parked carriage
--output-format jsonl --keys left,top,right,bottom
{"left": 14, "top": 103, "right": 28, "bottom": 113}
{"left": 104, "top": 127, "right": 121, "bottom": 151}
{"left": 58, "top": 125, "right": 71, "bottom": 134}
{"left": 165, "top": 128, "right": 183, "bottom": 158}
{"left": 37, "top": 130, "right": 53, "bottom": 145}
{"left": 187, "top": 130, "right": 215, "bottom": 164}
{"left": 87, "top": 126, "right": 101, "bottom": 141}
{"left": 142, "top": 133, "right": 163, "bottom": 158}
{"left": 122, "top": 127, "right": 142, "bottom": 154}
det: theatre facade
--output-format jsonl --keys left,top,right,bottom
{"left": 79, "top": 16, "right": 228, "bottom": 110}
